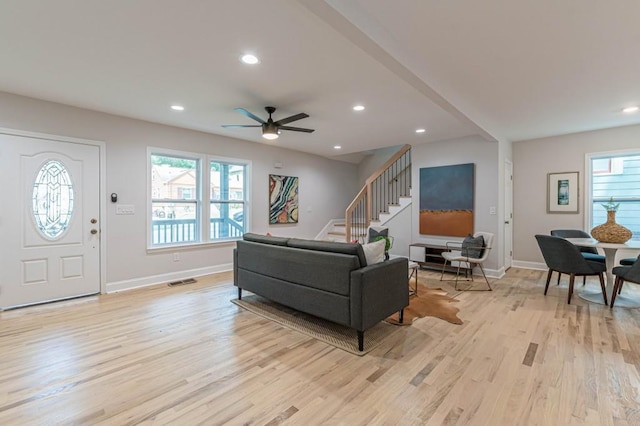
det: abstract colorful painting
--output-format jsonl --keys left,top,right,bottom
{"left": 419, "top": 163, "right": 474, "bottom": 237}
{"left": 269, "top": 174, "right": 299, "bottom": 224}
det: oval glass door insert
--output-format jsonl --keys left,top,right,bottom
{"left": 32, "top": 160, "right": 75, "bottom": 238}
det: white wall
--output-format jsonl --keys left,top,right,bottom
{"left": 512, "top": 123, "right": 640, "bottom": 267}
{"left": 0, "top": 92, "right": 359, "bottom": 290}
{"left": 411, "top": 136, "right": 501, "bottom": 273}
{"left": 356, "top": 144, "right": 404, "bottom": 185}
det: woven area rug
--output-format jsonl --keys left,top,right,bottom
{"left": 231, "top": 295, "right": 398, "bottom": 356}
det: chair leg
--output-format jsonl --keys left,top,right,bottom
{"left": 439, "top": 259, "right": 449, "bottom": 282}
{"left": 598, "top": 273, "right": 608, "bottom": 306}
{"left": 610, "top": 277, "right": 622, "bottom": 308}
{"left": 568, "top": 274, "right": 575, "bottom": 304}
{"left": 557, "top": 271, "right": 561, "bottom": 285}
{"left": 583, "top": 275, "right": 586, "bottom": 286}
{"left": 478, "top": 263, "right": 492, "bottom": 291}
{"left": 544, "top": 269, "right": 553, "bottom": 295}
{"left": 454, "top": 262, "right": 463, "bottom": 290}
{"left": 618, "top": 281, "right": 624, "bottom": 294}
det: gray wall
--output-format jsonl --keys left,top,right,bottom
{"left": 512, "top": 123, "right": 640, "bottom": 267}
{"left": 0, "top": 91, "right": 359, "bottom": 290}
{"left": 410, "top": 136, "right": 501, "bottom": 272}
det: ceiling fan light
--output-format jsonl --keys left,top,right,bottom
{"left": 262, "top": 122, "right": 279, "bottom": 140}
{"left": 263, "top": 132, "right": 279, "bottom": 140}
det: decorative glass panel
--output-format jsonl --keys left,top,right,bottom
{"left": 32, "top": 160, "right": 74, "bottom": 238}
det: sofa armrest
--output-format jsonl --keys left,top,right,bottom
{"left": 350, "top": 257, "right": 409, "bottom": 331}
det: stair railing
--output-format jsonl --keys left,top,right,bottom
{"left": 345, "top": 144, "right": 412, "bottom": 242}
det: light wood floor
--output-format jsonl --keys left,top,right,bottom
{"left": 1, "top": 268, "right": 639, "bottom": 425}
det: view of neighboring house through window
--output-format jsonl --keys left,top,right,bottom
{"left": 590, "top": 153, "right": 640, "bottom": 240}
{"left": 149, "top": 151, "right": 248, "bottom": 247}
{"left": 210, "top": 161, "right": 246, "bottom": 240}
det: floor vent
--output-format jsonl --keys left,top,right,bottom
{"left": 168, "top": 278, "right": 197, "bottom": 287}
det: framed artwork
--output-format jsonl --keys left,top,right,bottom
{"left": 419, "top": 163, "right": 474, "bottom": 237}
{"left": 547, "top": 171, "right": 579, "bottom": 213}
{"left": 269, "top": 174, "right": 299, "bottom": 224}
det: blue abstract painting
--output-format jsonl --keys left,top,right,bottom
{"left": 419, "top": 163, "right": 474, "bottom": 236}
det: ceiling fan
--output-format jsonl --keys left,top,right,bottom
{"left": 222, "top": 106, "right": 314, "bottom": 140}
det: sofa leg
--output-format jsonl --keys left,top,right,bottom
{"left": 357, "top": 330, "right": 364, "bottom": 351}
{"left": 238, "top": 287, "right": 242, "bottom": 300}
{"left": 399, "top": 309, "right": 404, "bottom": 324}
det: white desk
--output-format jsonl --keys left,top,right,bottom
{"left": 566, "top": 238, "right": 640, "bottom": 308}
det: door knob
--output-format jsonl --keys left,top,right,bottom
{"left": 90, "top": 229, "right": 98, "bottom": 235}
{"left": 90, "top": 218, "right": 97, "bottom": 224}
{"left": 505, "top": 221, "right": 510, "bottom": 224}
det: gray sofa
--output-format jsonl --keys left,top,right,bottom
{"left": 234, "top": 233, "right": 409, "bottom": 351}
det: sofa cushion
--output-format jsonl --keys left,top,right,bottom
{"left": 362, "top": 239, "right": 386, "bottom": 265}
{"left": 243, "top": 232, "right": 289, "bottom": 246}
{"left": 236, "top": 240, "right": 359, "bottom": 295}
{"left": 287, "top": 238, "right": 367, "bottom": 267}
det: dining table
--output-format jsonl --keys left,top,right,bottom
{"left": 566, "top": 238, "right": 640, "bottom": 308}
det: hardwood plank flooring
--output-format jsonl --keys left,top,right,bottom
{"left": 1, "top": 268, "right": 639, "bottom": 425}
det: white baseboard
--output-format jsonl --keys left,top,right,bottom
{"left": 512, "top": 260, "right": 547, "bottom": 271}
{"left": 106, "top": 263, "right": 233, "bottom": 293}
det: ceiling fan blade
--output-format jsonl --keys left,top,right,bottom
{"left": 234, "top": 108, "right": 266, "bottom": 124}
{"left": 279, "top": 126, "right": 315, "bottom": 133}
{"left": 274, "top": 113, "right": 309, "bottom": 126}
{"left": 221, "top": 124, "right": 262, "bottom": 128}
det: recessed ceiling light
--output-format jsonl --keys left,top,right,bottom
{"left": 622, "top": 106, "right": 639, "bottom": 114}
{"left": 241, "top": 54, "right": 260, "bottom": 65}
{"left": 415, "top": 128, "right": 426, "bottom": 133}
{"left": 171, "top": 105, "right": 184, "bottom": 111}
{"left": 334, "top": 145, "right": 342, "bottom": 150}
{"left": 353, "top": 105, "right": 365, "bottom": 111}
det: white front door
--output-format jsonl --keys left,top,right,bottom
{"left": 0, "top": 133, "right": 101, "bottom": 309}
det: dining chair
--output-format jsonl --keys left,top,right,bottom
{"left": 535, "top": 235, "right": 608, "bottom": 305}
{"left": 611, "top": 260, "right": 640, "bottom": 308}
{"left": 619, "top": 256, "right": 638, "bottom": 266}
{"left": 440, "top": 231, "right": 493, "bottom": 291}
{"left": 550, "top": 229, "right": 606, "bottom": 286}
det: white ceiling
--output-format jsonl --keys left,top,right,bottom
{"left": 1, "top": 1, "right": 639, "bottom": 163}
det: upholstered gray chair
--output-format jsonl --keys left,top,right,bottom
{"left": 611, "top": 260, "right": 640, "bottom": 308}
{"left": 535, "top": 235, "right": 608, "bottom": 305}
{"left": 619, "top": 256, "right": 638, "bottom": 266}
{"left": 550, "top": 229, "right": 606, "bottom": 286}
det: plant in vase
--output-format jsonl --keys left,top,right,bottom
{"left": 373, "top": 235, "right": 394, "bottom": 260}
{"left": 591, "top": 197, "right": 632, "bottom": 243}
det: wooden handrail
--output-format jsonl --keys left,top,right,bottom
{"left": 345, "top": 144, "right": 412, "bottom": 242}
{"left": 365, "top": 144, "right": 411, "bottom": 186}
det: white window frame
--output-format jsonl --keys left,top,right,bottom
{"left": 584, "top": 148, "right": 640, "bottom": 234}
{"left": 147, "top": 147, "right": 251, "bottom": 250}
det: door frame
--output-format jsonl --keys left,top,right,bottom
{"left": 504, "top": 159, "right": 513, "bottom": 270}
{"left": 0, "top": 127, "right": 107, "bottom": 294}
